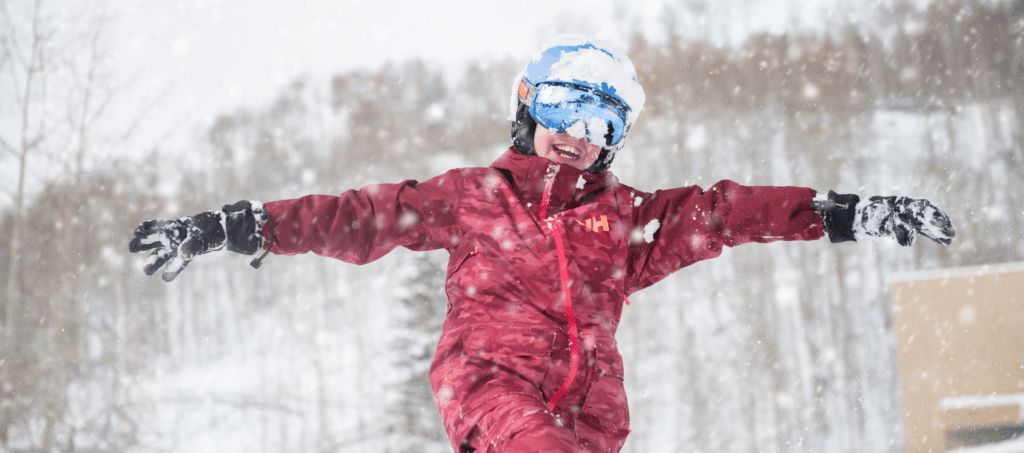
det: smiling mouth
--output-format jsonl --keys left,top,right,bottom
{"left": 553, "top": 144, "right": 581, "bottom": 160}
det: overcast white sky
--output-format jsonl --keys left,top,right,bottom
{"left": 5, "top": 0, "right": 833, "bottom": 210}
{"left": 1, "top": 0, "right": 926, "bottom": 164}
{"left": 105, "top": 0, "right": 666, "bottom": 147}
{"left": 103, "top": 0, "right": 882, "bottom": 149}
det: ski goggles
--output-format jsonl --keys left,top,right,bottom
{"left": 519, "top": 80, "right": 631, "bottom": 147}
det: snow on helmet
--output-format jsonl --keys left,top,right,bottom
{"left": 509, "top": 34, "right": 645, "bottom": 172}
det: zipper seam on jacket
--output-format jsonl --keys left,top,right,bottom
{"left": 539, "top": 164, "right": 558, "bottom": 219}
{"left": 538, "top": 163, "right": 580, "bottom": 413}
{"left": 546, "top": 219, "right": 580, "bottom": 413}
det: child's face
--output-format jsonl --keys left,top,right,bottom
{"left": 533, "top": 124, "right": 603, "bottom": 171}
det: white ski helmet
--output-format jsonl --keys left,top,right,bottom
{"left": 510, "top": 34, "right": 645, "bottom": 172}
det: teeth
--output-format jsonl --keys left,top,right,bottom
{"left": 554, "top": 145, "right": 580, "bottom": 158}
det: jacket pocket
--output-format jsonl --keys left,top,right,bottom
{"left": 591, "top": 335, "right": 625, "bottom": 380}
{"left": 458, "top": 324, "right": 556, "bottom": 358}
{"left": 446, "top": 246, "right": 478, "bottom": 280}
{"left": 579, "top": 335, "right": 630, "bottom": 444}
{"left": 444, "top": 324, "right": 557, "bottom": 388}
{"left": 444, "top": 247, "right": 478, "bottom": 315}
{"left": 431, "top": 324, "right": 557, "bottom": 445}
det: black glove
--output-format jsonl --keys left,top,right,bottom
{"left": 129, "top": 200, "right": 270, "bottom": 282}
{"left": 814, "top": 191, "right": 955, "bottom": 246}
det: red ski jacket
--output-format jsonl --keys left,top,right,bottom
{"left": 262, "top": 148, "right": 824, "bottom": 452}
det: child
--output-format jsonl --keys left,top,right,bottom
{"left": 130, "top": 34, "right": 954, "bottom": 453}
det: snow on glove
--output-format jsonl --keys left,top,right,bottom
{"left": 855, "top": 195, "right": 954, "bottom": 246}
{"left": 813, "top": 191, "right": 955, "bottom": 246}
{"left": 128, "top": 200, "right": 270, "bottom": 282}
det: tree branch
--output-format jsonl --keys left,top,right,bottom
{"left": 0, "top": 135, "right": 14, "bottom": 156}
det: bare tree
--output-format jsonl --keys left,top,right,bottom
{"left": 0, "top": 1, "right": 49, "bottom": 447}
{"left": 0, "top": 0, "right": 124, "bottom": 450}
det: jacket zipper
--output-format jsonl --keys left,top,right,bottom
{"left": 546, "top": 219, "right": 579, "bottom": 413}
{"left": 540, "top": 164, "right": 581, "bottom": 413}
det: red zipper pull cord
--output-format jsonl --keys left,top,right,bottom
{"left": 546, "top": 220, "right": 580, "bottom": 413}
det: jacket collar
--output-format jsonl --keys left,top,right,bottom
{"left": 491, "top": 147, "right": 618, "bottom": 217}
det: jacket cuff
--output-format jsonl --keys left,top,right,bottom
{"left": 812, "top": 191, "right": 860, "bottom": 243}
{"left": 222, "top": 200, "right": 272, "bottom": 255}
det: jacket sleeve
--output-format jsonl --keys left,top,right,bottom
{"left": 625, "top": 179, "right": 824, "bottom": 294}
{"left": 260, "top": 169, "right": 463, "bottom": 265}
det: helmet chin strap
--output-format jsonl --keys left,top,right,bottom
{"left": 584, "top": 148, "right": 613, "bottom": 173}
{"left": 511, "top": 101, "right": 616, "bottom": 173}
{"left": 511, "top": 102, "right": 537, "bottom": 156}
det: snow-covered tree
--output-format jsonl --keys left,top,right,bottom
{"left": 386, "top": 251, "right": 448, "bottom": 452}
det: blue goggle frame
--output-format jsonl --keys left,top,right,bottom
{"left": 519, "top": 80, "right": 631, "bottom": 148}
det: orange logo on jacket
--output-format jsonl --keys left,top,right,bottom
{"left": 577, "top": 215, "right": 610, "bottom": 233}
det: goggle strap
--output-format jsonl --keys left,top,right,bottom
{"left": 518, "top": 79, "right": 537, "bottom": 107}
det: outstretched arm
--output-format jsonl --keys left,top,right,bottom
{"left": 263, "top": 172, "right": 463, "bottom": 264}
{"left": 129, "top": 170, "right": 464, "bottom": 281}
{"left": 624, "top": 182, "right": 955, "bottom": 294}
{"left": 626, "top": 180, "right": 824, "bottom": 293}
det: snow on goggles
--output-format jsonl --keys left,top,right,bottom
{"left": 519, "top": 80, "right": 631, "bottom": 147}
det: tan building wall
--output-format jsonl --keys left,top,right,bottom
{"left": 891, "top": 262, "right": 1024, "bottom": 453}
